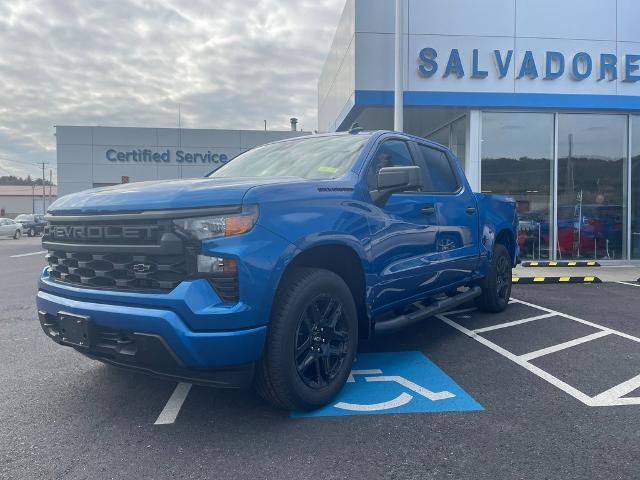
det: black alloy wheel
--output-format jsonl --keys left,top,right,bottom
{"left": 495, "top": 253, "right": 512, "bottom": 301}
{"left": 475, "top": 243, "right": 512, "bottom": 313}
{"left": 294, "top": 294, "right": 350, "bottom": 389}
{"left": 254, "top": 267, "right": 358, "bottom": 410}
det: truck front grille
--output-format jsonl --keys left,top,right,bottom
{"left": 46, "top": 251, "right": 188, "bottom": 292}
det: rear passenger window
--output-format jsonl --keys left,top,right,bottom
{"left": 366, "top": 140, "right": 414, "bottom": 189}
{"left": 418, "top": 145, "right": 459, "bottom": 193}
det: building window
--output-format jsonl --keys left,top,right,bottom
{"left": 425, "top": 116, "right": 467, "bottom": 171}
{"left": 558, "top": 114, "right": 628, "bottom": 260}
{"left": 450, "top": 116, "right": 466, "bottom": 171}
{"left": 481, "top": 112, "right": 554, "bottom": 260}
{"left": 427, "top": 126, "right": 450, "bottom": 149}
{"left": 632, "top": 116, "right": 640, "bottom": 259}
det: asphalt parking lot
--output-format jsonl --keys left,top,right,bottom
{"left": 2, "top": 237, "right": 640, "bottom": 480}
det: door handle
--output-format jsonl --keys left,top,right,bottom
{"left": 421, "top": 204, "right": 436, "bottom": 215}
{"left": 465, "top": 206, "right": 477, "bottom": 215}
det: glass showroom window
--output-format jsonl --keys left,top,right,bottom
{"left": 450, "top": 116, "right": 466, "bottom": 170}
{"left": 558, "top": 114, "right": 628, "bottom": 260}
{"left": 427, "top": 125, "right": 450, "bottom": 149}
{"left": 481, "top": 112, "right": 554, "bottom": 260}
{"left": 632, "top": 116, "right": 640, "bottom": 259}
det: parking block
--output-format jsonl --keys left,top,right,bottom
{"left": 522, "top": 261, "right": 601, "bottom": 268}
{"left": 513, "top": 276, "right": 602, "bottom": 284}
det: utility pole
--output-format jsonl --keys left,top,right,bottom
{"left": 394, "top": 0, "right": 404, "bottom": 132}
{"left": 37, "top": 162, "right": 48, "bottom": 214}
{"left": 49, "top": 169, "right": 52, "bottom": 209}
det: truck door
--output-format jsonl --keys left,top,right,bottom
{"left": 366, "top": 138, "right": 441, "bottom": 311}
{"left": 413, "top": 142, "right": 480, "bottom": 286}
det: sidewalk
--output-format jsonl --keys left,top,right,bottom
{"left": 513, "top": 265, "right": 640, "bottom": 283}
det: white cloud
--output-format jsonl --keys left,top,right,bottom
{"left": 0, "top": 0, "right": 345, "bottom": 180}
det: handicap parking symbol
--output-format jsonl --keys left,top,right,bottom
{"left": 292, "top": 351, "right": 483, "bottom": 418}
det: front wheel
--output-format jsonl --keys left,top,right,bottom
{"left": 475, "top": 244, "right": 512, "bottom": 313}
{"left": 255, "top": 268, "right": 358, "bottom": 411}
{"left": 13, "top": 229, "right": 22, "bottom": 240}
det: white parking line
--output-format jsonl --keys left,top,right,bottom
{"left": 438, "top": 298, "right": 640, "bottom": 407}
{"left": 616, "top": 281, "right": 640, "bottom": 288}
{"left": 473, "top": 312, "right": 555, "bottom": 333}
{"left": 438, "top": 314, "right": 596, "bottom": 406}
{"left": 9, "top": 250, "right": 46, "bottom": 258}
{"left": 591, "top": 374, "right": 640, "bottom": 404}
{"left": 154, "top": 382, "right": 192, "bottom": 425}
{"left": 518, "top": 330, "right": 610, "bottom": 362}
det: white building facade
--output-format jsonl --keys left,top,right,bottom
{"left": 56, "top": 126, "right": 306, "bottom": 197}
{"left": 319, "top": 0, "right": 640, "bottom": 261}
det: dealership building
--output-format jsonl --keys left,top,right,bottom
{"left": 55, "top": 125, "right": 306, "bottom": 196}
{"left": 319, "top": 0, "right": 640, "bottom": 261}
{"left": 55, "top": 0, "right": 640, "bottom": 261}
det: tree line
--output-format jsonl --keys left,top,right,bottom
{"left": 0, "top": 175, "right": 54, "bottom": 186}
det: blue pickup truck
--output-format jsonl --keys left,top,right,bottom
{"left": 37, "top": 130, "right": 517, "bottom": 410}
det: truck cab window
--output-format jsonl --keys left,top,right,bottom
{"left": 417, "top": 145, "right": 460, "bottom": 193}
{"left": 367, "top": 139, "right": 414, "bottom": 190}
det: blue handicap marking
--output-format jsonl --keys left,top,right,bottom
{"left": 292, "top": 351, "right": 483, "bottom": 418}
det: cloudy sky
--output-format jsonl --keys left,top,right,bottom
{"left": 0, "top": 0, "right": 345, "bottom": 182}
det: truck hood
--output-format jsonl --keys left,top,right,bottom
{"left": 48, "top": 177, "right": 301, "bottom": 215}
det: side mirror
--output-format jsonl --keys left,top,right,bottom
{"left": 372, "top": 166, "right": 421, "bottom": 206}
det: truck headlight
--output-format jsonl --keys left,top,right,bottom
{"left": 173, "top": 205, "right": 258, "bottom": 241}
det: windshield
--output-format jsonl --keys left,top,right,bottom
{"left": 15, "top": 215, "right": 33, "bottom": 222}
{"left": 209, "top": 134, "right": 370, "bottom": 180}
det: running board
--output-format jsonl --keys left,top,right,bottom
{"left": 374, "top": 286, "right": 482, "bottom": 335}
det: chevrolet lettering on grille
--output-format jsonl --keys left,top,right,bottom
{"left": 45, "top": 225, "right": 160, "bottom": 242}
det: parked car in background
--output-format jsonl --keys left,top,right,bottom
{"left": 517, "top": 210, "right": 573, "bottom": 260}
{"left": 14, "top": 214, "right": 46, "bottom": 237}
{"left": 0, "top": 218, "right": 23, "bottom": 239}
{"left": 518, "top": 204, "right": 625, "bottom": 260}
{"left": 572, "top": 204, "right": 624, "bottom": 259}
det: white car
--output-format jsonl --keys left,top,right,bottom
{"left": 0, "top": 218, "right": 23, "bottom": 239}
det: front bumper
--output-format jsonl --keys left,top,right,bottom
{"left": 36, "top": 286, "right": 267, "bottom": 387}
{"left": 35, "top": 222, "right": 298, "bottom": 386}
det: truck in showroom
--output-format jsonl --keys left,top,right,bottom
{"left": 36, "top": 129, "right": 518, "bottom": 410}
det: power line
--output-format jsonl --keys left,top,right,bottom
{"left": 0, "top": 157, "right": 57, "bottom": 168}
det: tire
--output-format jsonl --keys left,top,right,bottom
{"left": 28, "top": 228, "right": 35, "bottom": 237}
{"left": 254, "top": 268, "right": 358, "bottom": 411}
{"left": 475, "top": 244, "right": 512, "bottom": 313}
{"left": 13, "top": 229, "right": 21, "bottom": 240}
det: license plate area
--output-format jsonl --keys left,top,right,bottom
{"left": 57, "top": 312, "right": 92, "bottom": 349}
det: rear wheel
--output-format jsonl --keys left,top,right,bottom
{"left": 28, "top": 228, "right": 35, "bottom": 237}
{"left": 13, "top": 229, "right": 21, "bottom": 240}
{"left": 475, "top": 244, "right": 512, "bottom": 313}
{"left": 255, "top": 268, "right": 358, "bottom": 411}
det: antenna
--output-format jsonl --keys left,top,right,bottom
{"left": 348, "top": 123, "right": 364, "bottom": 134}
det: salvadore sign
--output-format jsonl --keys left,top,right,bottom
{"left": 106, "top": 149, "right": 230, "bottom": 165}
{"left": 417, "top": 48, "right": 640, "bottom": 82}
